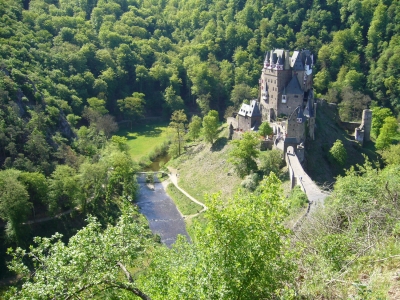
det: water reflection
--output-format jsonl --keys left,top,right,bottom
{"left": 143, "top": 154, "right": 171, "bottom": 172}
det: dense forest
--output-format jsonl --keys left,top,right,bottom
{"left": 1, "top": 0, "right": 400, "bottom": 298}
{"left": 1, "top": 0, "right": 400, "bottom": 173}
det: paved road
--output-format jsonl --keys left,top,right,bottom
{"left": 287, "top": 152, "right": 328, "bottom": 212}
{"left": 286, "top": 151, "right": 329, "bottom": 230}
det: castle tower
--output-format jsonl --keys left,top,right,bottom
{"left": 361, "top": 109, "right": 372, "bottom": 142}
{"left": 258, "top": 49, "right": 313, "bottom": 122}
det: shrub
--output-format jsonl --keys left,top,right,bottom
{"left": 329, "top": 139, "right": 347, "bottom": 166}
{"left": 287, "top": 186, "right": 308, "bottom": 211}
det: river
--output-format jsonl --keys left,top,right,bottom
{"left": 136, "top": 174, "right": 190, "bottom": 247}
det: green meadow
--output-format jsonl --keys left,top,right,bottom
{"left": 116, "top": 121, "right": 170, "bottom": 160}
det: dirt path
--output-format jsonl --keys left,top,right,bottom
{"left": 165, "top": 167, "right": 207, "bottom": 219}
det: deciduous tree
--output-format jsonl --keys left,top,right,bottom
{"left": 7, "top": 207, "right": 152, "bottom": 300}
{"left": 202, "top": 110, "right": 219, "bottom": 144}
{"left": 258, "top": 149, "right": 283, "bottom": 176}
{"left": 228, "top": 131, "right": 260, "bottom": 178}
{"left": 329, "top": 139, "right": 347, "bottom": 166}
{"left": 375, "top": 116, "right": 398, "bottom": 150}
{"left": 141, "top": 174, "right": 296, "bottom": 299}
{"left": 371, "top": 107, "right": 393, "bottom": 137}
{"left": 258, "top": 121, "right": 273, "bottom": 138}
{"left": 117, "top": 92, "right": 145, "bottom": 126}
{"left": 0, "top": 169, "right": 31, "bottom": 242}
{"left": 188, "top": 115, "right": 202, "bottom": 141}
{"left": 169, "top": 110, "right": 187, "bottom": 157}
{"left": 381, "top": 144, "right": 400, "bottom": 165}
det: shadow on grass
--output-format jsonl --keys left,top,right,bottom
{"left": 278, "top": 170, "right": 290, "bottom": 182}
{"left": 138, "top": 128, "right": 163, "bottom": 137}
{"left": 125, "top": 135, "right": 137, "bottom": 140}
{"left": 211, "top": 137, "right": 228, "bottom": 152}
{"left": 216, "top": 126, "right": 225, "bottom": 135}
{"left": 118, "top": 122, "right": 168, "bottom": 138}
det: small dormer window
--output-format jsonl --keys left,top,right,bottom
{"left": 282, "top": 95, "right": 287, "bottom": 103}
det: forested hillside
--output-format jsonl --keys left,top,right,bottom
{"left": 1, "top": 0, "right": 400, "bottom": 170}
{"left": 2, "top": 0, "right": 400, "bottom": 171}
{"left": 2, "top": 0, "right": 400, "bottom": 298}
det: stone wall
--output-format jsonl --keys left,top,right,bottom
{"left": 227, "top": 117, "right": 238, "bottom": 129}
{"left": 238, "top": 115, "right": 251, "bottom": 131}
{"left": 340, "top": 121, "right": 361, "bottom": 132}
{"left": 260, "top": 140, "right": 274, "bottom": 150}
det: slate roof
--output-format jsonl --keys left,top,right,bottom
{"left": 290, "top": 51, "right": 299, "bottom": 67}
{"left": 284, "top": 137, "right": 298, "bottom": 144}
{"left": 291, "top": 51, "right": 304, "bottom": 70}
{"left": 296, "top": 106, "right": 305, "bottom": 122}
{"left": 304, "top": 90, "right": 314, "bottom": 118}
{"left": 288, "top": 106, "right": 306, "bottom": 124}
{"left": 238, "top": 100, "right": 261, "bottom": 117}
{"left": 305, "top": 55, "right": 312, "bottom": 67}
{"left": 286, "top": 76, "right": 303, "bottom": 95}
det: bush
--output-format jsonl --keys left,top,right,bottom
{"left": 329, "top": 139, "right": 347, "bottom": 166}
{"left": 287, "top": 186, "right": 308, "bottom": 212}
{"left": 240, "top": 173, "right": 259, "bottom": 191}
{"left": 138, "top": 156, "right": 151, "bottom": 168}
{"left": 258, "top": 149, "right": 283, "bottom": 176}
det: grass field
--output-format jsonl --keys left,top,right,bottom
{"left": 166, "top": 183, "right": 202, "bottom": 215}
{"left": 116, "top": 121, "right": 170, "bottom": 160}
{"left": 168, "top": 125, "right": 242, "bottom": 203}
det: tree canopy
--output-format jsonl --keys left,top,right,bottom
{"left": 202, "top": 110, "right": 219, "bottom": 144}
{"left": 228, "top": 131, "right": 260, "bottom": 178}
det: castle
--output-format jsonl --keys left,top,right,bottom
{"left": 236, "top": 49, "right": 317, "bottom": 154}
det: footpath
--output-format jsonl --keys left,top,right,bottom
{"left": 165, "top": 167, "right": 207, "bottom": 219}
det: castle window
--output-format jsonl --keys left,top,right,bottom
{"left": 297, "top": 118, "right": 302, "bottom": 123}
{"left": 294, "top": 95, "right": 298, "bottom": 98}
{"left": 282, "top": 95, "right": 287, "bottom": 103}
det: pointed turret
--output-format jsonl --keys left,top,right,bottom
{"left": 304, "top": 94, "right": 314, "bottom": 118}
{"left": 276, "top": 55, "right": 284, "bottom": 70}
{"left": 284, "top": 50, "right": 290, "bottom": 69}
{"left": 264, "top": 51, "right": 270, "bottom": 67}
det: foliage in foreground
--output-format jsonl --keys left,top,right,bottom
{"left": 6, "top": 205, "right": 152, "bottom": 300}
{"left": 139, "top": 173, "right": 296, "bottom": 299}
{"left": 295, "top": 162, "right": 400, "bottom": 298}
{"left": 7, "top": 174, "right": 295, "bottom": 299}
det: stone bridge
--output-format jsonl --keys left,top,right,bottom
{"left": 286, "top": 146, "right": 328, "bottom": 215}
{"left": 136, "top": 171, "right": 168, "bottom": 183}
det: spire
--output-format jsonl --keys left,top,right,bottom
{"left": 264, "top": 51, "right": 270, "bottom": 67}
